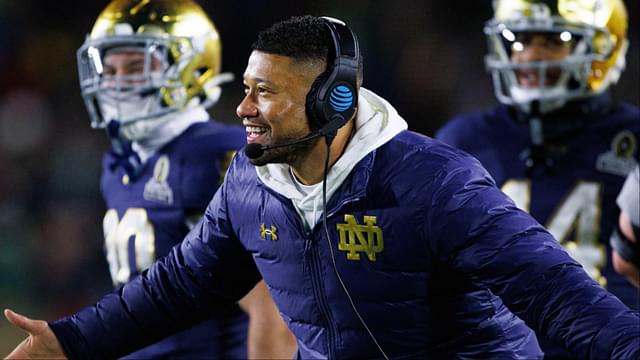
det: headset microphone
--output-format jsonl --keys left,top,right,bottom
{"left": 244, "top": 130, "right": 324, "bottom": 159}
{"left": 243, "top": 113, "right": 346, "bottom": 160}
{"left": 243, "top": 143, "right": 268, "bottom": 160}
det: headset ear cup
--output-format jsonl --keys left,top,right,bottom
{"left": 305, "top": 72, "right": 329, "bottom": 131}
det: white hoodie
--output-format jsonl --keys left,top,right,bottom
{"left": 256, "top": 87, "right": 408, "bottom": 230}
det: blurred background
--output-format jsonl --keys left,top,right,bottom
{"left": 0, "top": 0, "right": 637, "bottom": 351}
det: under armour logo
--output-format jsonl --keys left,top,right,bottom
{"left": 336, "top": 214, "right": 384, "bottom": 261}
{"left": 260, "top": 224, "right": 278, "bottom": 241}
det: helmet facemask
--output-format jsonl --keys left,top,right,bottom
{"left": 78, "top": 34, "right": 214, "bottom": 141}
{"left": 486, "top": 17, "right": 614, "bottom": 113}
{"left": 484, "top": 0, "right": 627, "bottom": 115}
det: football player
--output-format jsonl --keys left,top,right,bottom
{"left": 75, "top": 0, "right": 295, "bottom": 358}
{"left": 437, "top": 0, "right": 639, "bottom": 358}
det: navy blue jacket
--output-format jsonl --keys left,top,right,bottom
{"left": 50, "top": 130, "right": 640, "bottom": 359}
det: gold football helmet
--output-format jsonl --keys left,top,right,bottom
{"left": 77, "top": 0, "right": 228, "bottom": 139}
{"left": 484, "top": 0, "right": 628, "bottom": 113}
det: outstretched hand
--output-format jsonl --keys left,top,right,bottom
{"left": 3, "top": 309, "right": 65, "bottom": 359}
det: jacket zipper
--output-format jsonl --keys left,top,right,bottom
{"left": 309, "top": 195, "right": 362, "bottom": 359}
{"left": 307, "top": 229, "right": 338, "bottom": 359}
{"left": 303, "top": 234, "right": 311, "bottom": 274}
{"left": 275, "top": 188, "right": 364, "bottom": 358}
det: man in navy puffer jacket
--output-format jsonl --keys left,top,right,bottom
{"left": 5, "top": 15, "right": 639, "bottom": 360}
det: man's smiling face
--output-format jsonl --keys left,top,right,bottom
{"left": 237, "top": 51, "right": 324, "bottom": 166}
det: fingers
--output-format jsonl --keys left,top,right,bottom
{"left": 4, "top": 309, "right": 44, "bottom": 335}
{"left": 4, "top": 309, "right": 23, "bottom": 328}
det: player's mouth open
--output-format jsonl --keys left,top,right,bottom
{"left": 246, "top": 125, "right": 269, "bottom": 143}
{"left": 516, "top": 69, "right": 561, "bottom": 87}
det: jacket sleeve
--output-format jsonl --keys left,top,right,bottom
{"left": 49, "top": 174, "right": 261, "bottom": 359}
{"left": 426, "top": 154, "right": 640, "bottom": 360}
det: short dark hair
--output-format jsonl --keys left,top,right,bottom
{"left": 252, "top": 15, "right": 330, "bottom": 62}
{"left": 252, "top": 15, "right": 363, "bottom": 83}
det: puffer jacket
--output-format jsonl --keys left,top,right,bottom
{"left": 51, "top": 129, "right": 639, "bottom": 359}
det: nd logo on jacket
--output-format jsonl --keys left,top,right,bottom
{"left": 337, "top": 214, "right": 384, "bottom": 261}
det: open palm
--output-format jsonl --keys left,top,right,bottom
{"left": 3, "top": 309, "right": 65, "bottom": 359}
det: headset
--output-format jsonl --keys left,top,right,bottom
{"left": 244, "top": 16, "right": 360, "bottom": 159}
{"left": 305, "top": 16, "right": 359, "bottom": 141}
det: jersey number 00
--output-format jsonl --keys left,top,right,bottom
{"left": 103, "top": 208, "right": 156, "bottom": 286}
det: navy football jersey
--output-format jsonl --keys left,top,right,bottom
{"left": 437, "top": 101, "right": 640, "bottom": 357}
{"left": 100, "top": 120, "right": 249, "bottom": 359}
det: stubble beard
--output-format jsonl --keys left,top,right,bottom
{"left": 248, "top": 134, "right": 321, "bottom": 167}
